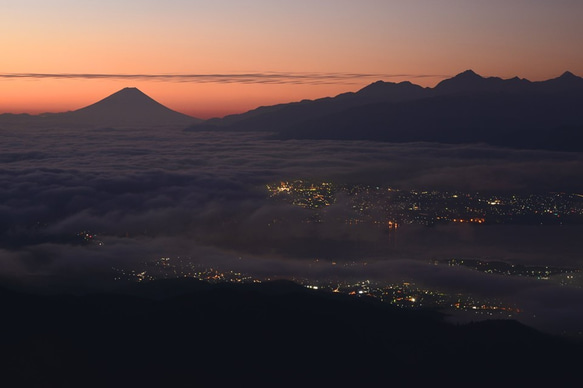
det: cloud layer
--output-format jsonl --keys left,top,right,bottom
{"left": 0, "top": 72, "right": 448, "bottom": 85}
{"left": 1, "top": 126, "right": 583, "bottom": 334}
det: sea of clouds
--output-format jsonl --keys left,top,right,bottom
{"left": 1, "top": 126, "right": 583, "bottom": 334}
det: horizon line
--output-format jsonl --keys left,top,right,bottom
{"left": 0, "top": 72, "right": 450, "bottom": 85}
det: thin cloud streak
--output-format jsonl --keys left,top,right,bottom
{"left": 0, "top": 72, "right": 449, "bottom": 85}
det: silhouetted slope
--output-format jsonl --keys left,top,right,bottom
{"left": 277, "top": 90, "right": 583, "bottom": 151}
{"left": 189, "top": 70, "right": 583, "bottom": 151}
{"left": 536, "top": 71, "right": 583, "bottom": 92}
{"left": 0, "top": 279, "right": 580, "bottom": 387}
{"left": 64, "top": 87, "right": 200, "bottom": 127}
{"left": 434, "top": 69, "right": 583, "bottom": 95}
{"left": 433, "top": 69, "right": 530, "bottom": 94}
{"left": 0, "top": 88, "right": 200, "bottom": 129}
{"left": 187, "top": 80, "right": 428, "bottom": 132}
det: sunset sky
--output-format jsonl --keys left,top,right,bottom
{"left": 2, "top": 0, "right": 583, "bottom": 119}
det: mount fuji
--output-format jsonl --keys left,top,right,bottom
{"left": 1, "top": 87, "right": 201, "bottom": 129}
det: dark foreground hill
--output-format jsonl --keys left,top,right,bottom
{"left": 1, "top": 279, "right": 581, "bottom": 387}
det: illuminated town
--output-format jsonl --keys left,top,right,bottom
{"left": 111, "top": 255, "right": 583, "bottom": 323}
{"left": 83, "top": 180, "right": 583, "bottom": 325}
{"left": 266, "top": 180, "right": 583, "bottom": 226}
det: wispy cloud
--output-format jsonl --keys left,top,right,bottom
{"left": 0, "top": 72, "right": 448, "bottom": 85}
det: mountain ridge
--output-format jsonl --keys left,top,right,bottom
{"left": 187, "top": 70, "right": 583, "bottom": 151}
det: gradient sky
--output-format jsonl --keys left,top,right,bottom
{"left": 2, "top": 0, "right": 583, "bottom": 119}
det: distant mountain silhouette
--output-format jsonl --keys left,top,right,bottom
{"left": 433, "top": 69, "right": 531, "bottom": 94}
{"left": 537, "top": 71, "right": 583, "bottom": 93}
{"left": 277, "top": 88, "right": 583, "bottom": 151}
{"left": 1, "top": 87, "right": 201, "bottom": 129}
{"left": 188, "top": 80, "right": 429, "bottom": 132}
{"left": 188, "top": 70, "right": 583, "bottom": 151}
{"left": 65, "top": 87, "right": 200, "bottom": 127}
{"left": 434, "top": 69, "right": 583, "bottom": 95}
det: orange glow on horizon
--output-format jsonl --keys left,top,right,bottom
{"left": 3, "top": 1, "right": 583, "bottom": 120}
{"left": 2, "top": 77, "right": 437, "bottom": 120}
{"left": 2, "top": 68, "right": 579, "bottom": 120}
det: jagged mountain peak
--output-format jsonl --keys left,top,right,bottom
{"left": 559, "top": 71, "right": 577, "bottom": 79}
{"left": 539, "top": 71, "right": 583, "bottom": 90}
{"left": 434, "top": 70, "right": 522, "bottom": 94}
{"left": 355, "top": 79, "right": 426, "bottom": 100}
{"left": 456, "top": 69, "right": 483, "bottom": 79}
